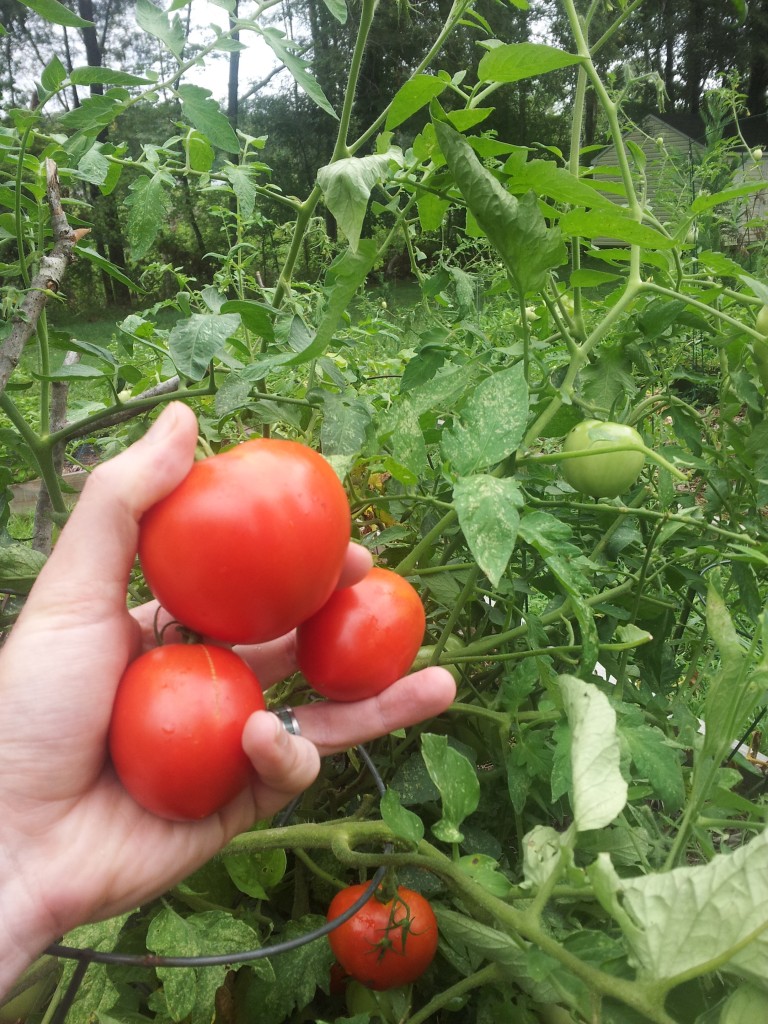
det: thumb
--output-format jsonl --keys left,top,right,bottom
{"left": 23, "top": 402, "right": 199, "bottom": 618}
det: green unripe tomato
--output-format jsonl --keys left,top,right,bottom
{"left": 412, "top": 635, "right": 465, "bottom": 680}
{"left": 756, "top": 304, "right": 768, "bottom": 337}
{"left": 561, "top": 419, "right": 645, "bottom": 498}
{"left": 751, "top": 306, "right": 768, "bottom": 391}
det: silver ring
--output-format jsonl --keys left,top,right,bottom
{"left": 272, "top": 706, "right": 301, "bottom": 736}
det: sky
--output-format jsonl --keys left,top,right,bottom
{"left": 184, "top": 0, "right": 281, "bottom": 102}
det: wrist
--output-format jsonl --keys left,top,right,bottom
{"left": 0, "top": 850, "right": 58, "bottom": 1002}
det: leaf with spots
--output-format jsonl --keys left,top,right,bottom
{"left": 442, "top": 363, "right": 528, "bottom": 475}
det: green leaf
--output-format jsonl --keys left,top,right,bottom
{"left": 442, "top": 363, "right": 528, "bottom": 475}
{"left": 560, "top": 208, "right": 676, "bottom": 248}
{"left": 518, "top": 511, "right": 599, "bottom": 672}
{"left": 321, "top": 0, "right": 347, "bottom": 22}
{"left": 75, "top": 145, "right": 110, "bottom": 186}
{"left": 386, "top": 75, "right": 447, "bottom": 130}
{"left": 522, "top": 825, "right": 570, "bottom": 888}
{"left": 434, "top": 119, "right": 567, "bottom": 294}
{"left": 220, "top": 299, "right": 274, "bottom": 341}
{"left": 223, "top": 848, "right": 287, "bottom": 898}
{"left": 136, "top": 0, "right": 185, "bottom": 59}
{"left": 177, "top": 84, "right": 239, "bottom": 154}
{"left": 505, "top": 156, "right": 615, "bottom": 210}
{"left": 380, "top": 788, "right": 425, "bottom": 844}
{"left": 457, "top": 853, "right": 513, "bottom": 897}
{"left": 621, "top": 723, "right": 685, "bottom": 811}
{"left": 58, "top": 93, "right": 123, "bottom": 133}
{"left": 719, "top": 984, "right": 768, "bottom": 1023}
{"left": 41, "top": 55, "right": 67, "bottom": 92}
{"left": 447, "top": 108, "right": 493, "bottom": 131}
{"left": 69, "top": 67, "right": 153, "bottom": 86}
{"left": 559, "top": 675, "right": 627, "bottom": 830}
{"left": 124, "top": 172, "right": 172, "bottom": 260}
{"left": 283, "top": 242, "right": 376, "bottom": 365}
{"left": 317, "top": 149, "right": 402, "bottom": 251}
{"left": 320, "top": 392, "right": 372, "bottom": 479}
{"left": 691, "top": 181, "right": 768, "bottom": 215}
{"left": 168, "top": 313, "right": 241, "bottom": 380}
{"left": 591, "top": 829, "right": 768, "bottom": 986}
{"left": 478, "top": 42, "right": 582, "bottom": 83}
{"left": 453, "top": 475, "right": 523, "bottom": 587}
{"left": 421, "top": 733, "right": 479, "bottom": 844}
{"left": 185, "top": 129, "right": 215, "bottom": 173}
{"left": 222, "top": 163, "right": 257, "bottom": 215}
{"left": 261, "top": 27, "right": 337, "bottom": 119}
{"left": 244, "top": 915, "right": 330, "bottom": 1020}
{"left": 33, "top": 363, "right": 105, "bottom": 381}
{"left": 76, "top": 247, "right": 141, "bottom": 292}
{"left": 0, "top": 542, "right": 46, "bottom": 594}
{"left": 17, "top": 0, "right": 91, "bottom": 27}
{"left": 417, "top": 191, "right": 450, "bottom": 232}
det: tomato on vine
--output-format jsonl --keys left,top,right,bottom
{"left": 327, "top": 884, "right": 438, "bottom": 990}
{"left": 138, "top": 438, "right": 351, "bottom": 645}
{"left": 296, "top": 567, "right": 426, "bottom": 701}
{"left": 108, "top": 643, "right": 266, "bottom": 820}
{"left": 561, "top": 419, "right": 646, "bottom": 498}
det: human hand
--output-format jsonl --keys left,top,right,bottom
{"left": 0, "top": 402, "right": 455, "bottom": 998}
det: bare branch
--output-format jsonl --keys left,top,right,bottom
{"left": 0, "top": 160, "right": 89, "bottom": 395}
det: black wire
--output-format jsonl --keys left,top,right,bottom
{"left": 45, "top": 744, "right": 390, "bottom": 978}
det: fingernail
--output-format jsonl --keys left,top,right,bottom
{"left": 144, "top": 403, "right": 182, "bottom": 445}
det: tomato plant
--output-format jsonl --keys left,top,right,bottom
{"left": 296, "top": 567, "right": 426, "bottom": 701}
{"left": 138, "top": 438, "right": 351, "bottom": 644}
{"left": 109, "top": 644, "right": 266, "bottom": 820}
{"left": 561, "top": 419, "right": 646, "bottom": 498}
{"left": 327, "top": 884, "right": 438, "bottom": 990}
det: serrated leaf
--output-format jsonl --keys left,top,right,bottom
{"left": 417, "top": 191, "right": 450, "bottom": 232}
{"left": 320, "top": 393, "right": 372, "bottom": 479}
{"left": 386, "top": 75, "right": 447, "bottom": 130}
{"left": 136, "top": 0, "right": 185, "bottom": 59}
{"left": 478, "top": 42, "right": 581, "bottom": 83}
{"left": 76, "top": 145, "right": 110, "bottom": 185}
{"left": 560, "top": 208, "right": 675, "bottom": 248}
{"left": 453, "top": 475, "right": 523, "bottom": 587}
{"left": 592, "top": 829, "right": 768, "bottom": 986}
{"left": 177, "top": 84, "right": 239, "bottom": 154}
{"left": 247, "top": 915, "right": 331, "bottom": 1019}
{"left": 58, "top": 93, "right": 123, "bottom": 133}
{"left": 124, "top": 173, "right": 172, "bottom": 260}
{"left": 261, "top": 27, "right": 337, "bottom": 119}
{"left": 70, "top": 67, "right": 153, "bottom": 86}
{"left": 434, "top": 119, "right": 566, "bottom": 294}
{"left": 442, "top": 363, "right": 528, "bottom": 475}
{"left": 41, "top": 55, "right": 66, "bottom": 92}
{"left": 168, "top": 313, "right": 241, "bottom": 380}
{"left": 559, "top": 675, "right": 627, "bottom": 830}
{"left": 317, "top": 150, "right": 402, "bottom": 251}
{"left": 223, "top": 848, "right": 287, "bottom": 898}
{"left": 622, "top": 723, "right": 684, "bottom": 810}
{"left": 0, "top": 542, "right": 46, "bottom": 593}
{"left": 77, "top": 247, "right": 141, "bottom": 292}
{"left": 18, "top": 0, "right": 91, "bottom": 27}
{"left": 222, "top": 163, "right": 256, "bottom": 215}
{"left": 422, "top": 733, "right": 479, "bottom": 844}
{"left": 380, "top": 788, "right": 424, "bottom": 844}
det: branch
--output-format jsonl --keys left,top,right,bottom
{"left": 0, "top": 160, "right": 89, "bottom": 395}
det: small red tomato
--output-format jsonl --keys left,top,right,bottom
{"left": 138, "top": 438, "right": 351, "bottom": 644}
{"left": 296, "top": 567, "right": 426, "bottom": 701}
{"left": 108, "top": 644, "right": 265, "bottom": 820}
{"left": 327, "top": 884, "right": 438, "bottom": 990}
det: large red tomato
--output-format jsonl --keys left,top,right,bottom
{"left": 108, "top": 643, "right": 266, "bottom": 820}
{"left": 138, "top": 438, "right": 351, "bottom": 644}
{"left": 296, "top": 567, "right": 426, "bottom": 701}
{"left": 327, "top": 884, "right": 438, "bottom": 990}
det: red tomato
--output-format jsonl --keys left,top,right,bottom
{"left": 296, "top": 567, "right": 426, "bottom": 701}
{"left": 327, "top": 884, "right": 438, "bottom": 990}
{"left": 108, "top": 644, "right": 266, "bottom": 820}
{"left": 138, "top": 438, "right": 351, "bottom": 644}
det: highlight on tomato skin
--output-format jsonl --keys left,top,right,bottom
{"left": 138, "top": 438, "right": 352, "bottom": 646}
{"left": 296, "top": 566, "right": 426, "bottom": 702}
{"left": 108, "top": 643, "right": 266, "bottom": 821}
{"left": 327, "top": 884, "right": 439, "bottom": 991}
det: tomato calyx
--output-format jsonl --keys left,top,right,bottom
{"left": 369, "top": 885, "right": 427, "bottom": 963}
{"left": 151, "top": 607, "right": 204, "bottom": 647}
